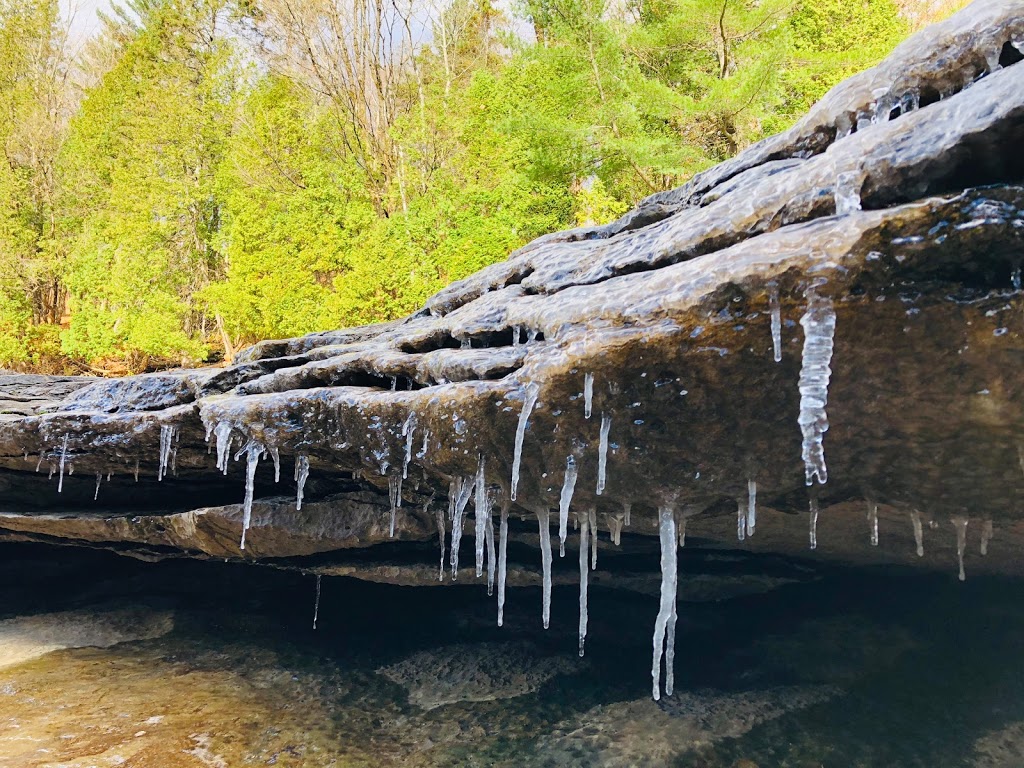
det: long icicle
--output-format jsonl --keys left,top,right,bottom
{"left": 596, "top": 413, "right": 611, "bottom": 495}
{"left": 57, "top": 433, "right": 69, "bottom": 493}
{"left": 911, "top": 510, "right": 924, "bottom": 556}
{"left": 769, "top": 283, "right": 783, "bottom": 362}
{"left": 558, "top": 456, "right": 578, "bottom": 557}
{"left": 589, "top": 507, "right": 598, "bottom": 570}
{"left": 435, "top": 499, "right": 446, "bottom": 582}
{"left": 537, "top": 508, "right": 552, "bottom": 629}
{"left": 240, "top": 442, "right": 265, "bottom": 550}
{"left": 746, "top": 479, "right": 757, "bottom": 536}
{"left": 578, "top": 513, "right": 590, "bottom": 657}
{"left": 798, "top": 291, "right": 836, "bottom": 485}
{"left": 450, "top": 477, "right": 473, "bottom": 579}
{"left": 485, "top": 496, "right": 497, "bottom": 596}
{"left": 312, "top": 575, "right": 322, "bottom": 630}
{"left": 867, "top": 501, "right": 879, "bottom": 546}
{"left": 497, "top": 498, "right": 509, "bottom": 626}
{"left": 809, "top": 496, "right": 819, "bottom": 550}
{"left": 475, "top": 454, "right": 488, "bottom": 577}
{"left": 952, "top": 516, "right": 968, "bottom": 581}
{"left": 583, "top": 372, "right": 594, "bottom": 419}
{"left": 510, "top": 383, "right": 540, "bottom": 501}
{"left": 294, "top": 455, "right": 310, "bottom": 510}
{"left": 652, "top": 504, "right": 678, "bottom": 701}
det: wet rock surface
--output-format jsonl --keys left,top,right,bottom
{"left": 0, "top": 0, "right": 1023, "bottom": 592}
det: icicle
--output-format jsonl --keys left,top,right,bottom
{"left": 215, "top": 422, "right": 233, "bottom": 475}
{"left": 388, "top": 475, "right": 403, "bottom": 538}
{"left": 48, "top": 463, "right": 55, "bottom": 479}
{"left": 434, "top": 499, "right": 446, "bottom": 582}
{"left": 596, "top": 413, "right": 611, "bottom": 495}
{"left": 558, "top": 456, "right": 578, "bottom": 557}
{"left": 747, "top": 479, "right": 757, "bottom": 537}
{"left": 312, "top": 575, "right": 322, "bottom": 629}
{"left": 268, "top": 445, "right": 280, "bottom": 483}
{"left": 510, "top": 382, "right": 540, "bottom": 501}
{"left": 578, "top": 515, "right": 590, "bottom": 657}
{"left": 57, "top": 433, "right": 69, "bottom": 493}
{"left": 512, "top": 326, "right": 521, "bottom": 346}
{"left": 910, "top": 510, "right": 924, "bottom": 557}
{"left": 450, "top": 477, "right": 473, "bottom": 579}
{"left": 418, "top": 429, "right": 429, "bottom": 460}
{"left": 158, "top": 425, "right": 176, "bottom": 481}
{"left": 588, "top": 507, "right": 598, "bottom": 570}
{"left": 952, "top": 516, "right": 968, "bottom": 582}
{"left": 35, "top": 452, "right": 44, "bottom": 472}
{"left": 497, "top": 499, "right": 509, "bottom": 625}
{"left": 809, "top": 496, "right": 819, "bottom": 550}
{"left": 133, "top": 459, "right": 139, "bottom": 483}
{"left": 294, "top": 455, "right": 310, "bottom": 510}
{"left": 608, "top": 513, "right": 624, "bottom": 546}
{"left": 678, "top": 514, "right": 687, "bottom": 547}
{"left": 737, "top": 501, "right": 746, "bottom": 541}
{"left": 485, "top": 498, "right": 497, "bottom": 596}
{"left": 1013, "top": 264, "right": 1022, "bottom": 291}
{"left": 867, "top": 501, "right": 879, "bottom": 546}
{"left": 583, "top": 373, "right": 594, "bottom": 419}
{"left": 651, "top": 504, "right": 679, "bottom": 701}
{"left": 240, "top": 442, "right": 265, "bottom": 550}
{"left": 402, "top": 413, "right": 416, "bottom": 479}
{"left": 623, "top": 501, "right": 632, "bottom": 527}
{"left": 798, "top": 292, "right": 836, "bottom": 485}
{"left": 537, "top": 508, "right": 552, "bottom": 629}
{"left": 981, "top": 519, "right": 993, "bottom": 555}
{"left": 475, "top": 454, "right": 488, "bottom": 577}
{"left": 93, "top": 472, "right": 102, "bottom": 501}
{"left": 768, "top": 284, "right": 782, "bottom": 362}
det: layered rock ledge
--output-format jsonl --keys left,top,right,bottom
{"left": 1, "top": 0, "right": 1023, "bottom": 607}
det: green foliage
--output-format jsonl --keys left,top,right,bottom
{"left": 0, "top": 0, "right": 916, "bottom": 370}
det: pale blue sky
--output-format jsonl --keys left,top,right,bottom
{"left": 64, "top": 0, "right": 112, "bottom": 45}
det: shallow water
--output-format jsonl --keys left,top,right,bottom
{"left": 0, "top": 543, "right": 1022, "bottom": 767}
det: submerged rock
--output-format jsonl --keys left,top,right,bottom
{"left": 0, "top": 0, "right": 1022, "bottom": 691}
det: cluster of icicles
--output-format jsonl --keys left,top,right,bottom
{"left": 34, "top": 283, "right": 994, "bottom": 701}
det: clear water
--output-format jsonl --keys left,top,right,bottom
{"left": 0, "top": 542, "right": 1020, "bottom": 767}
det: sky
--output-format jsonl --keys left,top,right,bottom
{"left": 64, "top": 0, "right": 112, "bottom": 45}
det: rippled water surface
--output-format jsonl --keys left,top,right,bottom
{"left": 0, "top": 542, "right": 1022, "bottom": 767}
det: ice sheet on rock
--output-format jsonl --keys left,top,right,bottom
{"left": 652, "top": 504, "right": 678, "bottom": 701}
{"left": 597, "top": 413, "right": 611, "bottom": 495}
{"left": 558, "top": 456, "right": 578, "bottom": 557}
{"left": 798, "top": 292, "right": 836, "bottom": 486}
{"left": 835, "top": 171, "right": 862, "bottom": 215}
{"left": 511, "top": 382, "right": 540, "bottom": 501}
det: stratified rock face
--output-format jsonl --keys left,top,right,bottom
{"left": 1, "top": 0, "right": 1023, "bottom": 599}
